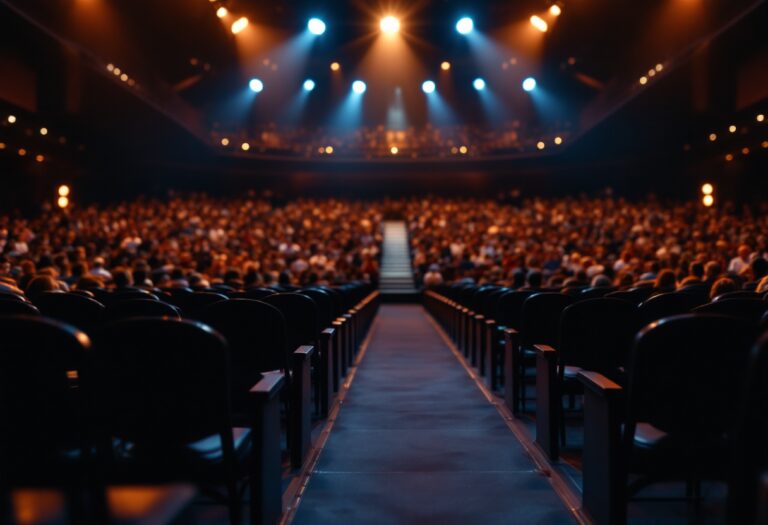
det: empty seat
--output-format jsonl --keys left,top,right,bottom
{"left": 0, "top": 299, "right": 40, "bottom": 316}
{"left": 34, "top": 291, "right": 106, "bottom": 332}
{"left": 693, "top": 298, "right": 768, "bottom": 324}
{"left": 106, "top": 299, "right": 181, "bottom": 321}
{"left": 90, "top": 317, "right": 285, "bottom": 525}
{"left": 635, "top": 292, "right": 704, "bottom": 329}
{"left": 175, "top": 291, "right": 228, "bottom": 319}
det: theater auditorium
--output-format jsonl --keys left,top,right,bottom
{"left": 0, "top": 1, "right": 767, "bottom": 524}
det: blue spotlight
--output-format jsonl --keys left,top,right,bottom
{"left": 473, "top": 77, "right": 486, "bottom": 91}
{"left": 522, "top": 77, "right": 537, "bottom": 92}
{"left": 249, "top": 78, "right": 264, "bottom": 93}
{"left": 308, "top": 18, "right": 326, "bottom": 35}
{"left": 456, "top": 17, "right": 474, "bottom": 35}
{"left": 303, "top": 79, "right": 316, "bottom": 92}
{"left": 422, "top": 80, "right": 436, "bottom": 94}
{"left": 352, "top": 80, "right": 367, "bottom": 94}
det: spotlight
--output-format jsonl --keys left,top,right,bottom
{"left": 35, "top": 154, "right": 44, "bottom": 163}
{"left": 39, "top": 127, "right": 48, "bottom": 136}
{"left": 221, "top": 138, "right": 230, "bottom": 146}
{"left": 241, "top": 142, "right": 250, "bottom": 151}
{"left": 728, "top": 124, "right": 736, "bottom": 133}
{"left": 249, "top": 78, "right": 264, "bottom": 93}
{"left": 308, "top": 18, "right": 326, "bottom": 35}
{"left": 473, "top": 78, "right": 486, "bottom": 91}
{"left": 231, "top": 17, "right": 248, "bottom": 34}
{"left": 7, "top": 115, "right": 16, "bottom": 124}
{"left": 456, "top": 17, "right": 474, "bottom": 35}
{"left": 421, "top": 80, "right": 436, "bottom": 94}
{"left": 530, "top": 15, "right": 548, "bottom": 32}
{"left": 57, "top": 196, "right": 69, "bottom": 209}
{"left": 522, "top": 77, "right": 536, "bottom": 91}
{"left": 702, "top": 195, "right": 714, "bottom": 207}
{"left": 549, "top": 5, "right": 562, "bottom": 16}
{"left": 757, "top": 114, "right": 765, "bottom": 122}
{"left": 440, "top": 61, "right": 451, "bottom": 71}
{"left": 216, "top": 7, "right": 227, "bottom": 18}
{"left": 325, "top": 146, "right": 334, "bottom": 154}
{"left": 330, "top": 62, "right": 341, "bottom": 71}
{"left": 639, "top": 76, "right": 648, "bottom": 85}
{"left": 708, "top": 133, "right": 717, "bottom": 142}
{"left": 303, "top": 79, "right": 316, "bottom": 92}
{"left": 701, "top": 183, "right": 713, "bottom": 195}
{"left": 380, "top": 16, "right": 400, "bottom": 34}
{"left": 352, "top": 80, "right": 367, "bottom": 94}
{"left": 58, "top": 185, "right": 70, "bottom": 197}
{"left": 390, "top": 146, "right": 399, "bottom": 155}
{"left": 554, "top": 136, "right": 563, "bottom": 145}
{"left": 537, "top": 141, "right": 546, "bottom": 150}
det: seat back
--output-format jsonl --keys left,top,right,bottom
{"left": 693, "top": 299, "right": 768, "bottom": 324}
{"left": 496, "top": 290, "right": 535, "bottom": 329}
{"left": 0, "top": 299, "right": 40, "bottom": 316}
{"left": 519, "top": 293, "right": 576, "bottom": 348}
{"left": 713, "top": 291, "right": 762, "bottom": 302}
{"left": 626, "top": 315, "right": 755, "bottom": 447}
{"left": 201, "top": 299, "right": 286, "bottom": 390}
{"left": 727, "top": 333, "right": 768, "bottom": 525}
{"left": 176, "top": 291, "right": 229, "bottom": 319}
{"left": 579, "top": 287, "right": 616, "bottom": 300}
{"left": 0, "top": 316, "right": 90, "bottom": 462}
{"left": 482, "top": 288, "right": 509, "bottom": 320}
{"left": 605, "top": 289, "right": 646, "bottom": 305}
{"left": 91, "top": 318, "right": 231, "bottom": 447}
{"left": 636, "top": 292, "right": 704, "bottom": 330}
{"left": 470, "top": 286, "right": 499, "bottom": 315}
{"left": 261, "top": 293, "right": 319, "bottom": 350}
{"left": 106, "top": 298, "right": 181, "bottom": 321}
{"left": 34, "top": 292, "right": 106, "bottom": 332}
{"left": 299, "top": 288, "right": 335, "bottom": 329}
{"left": 558, "top": 298, "right": 638, "bottom": 377}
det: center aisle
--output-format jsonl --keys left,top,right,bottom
{"left": 292, "top": 305, "right": 577, "bottom": 525}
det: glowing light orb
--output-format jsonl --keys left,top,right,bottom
{"left": 308, "top": 18, "right": 326, "bottom": 35}
{"left": 522, "top": 77, "right": 537, "bottom": 91}
{"left": 456, "top": 17, "right": 474, "bottom": 35}
{"left": 249, "top": 78, "right": 264, "bottom": 93}
{"left": 303, "top": 79, "right": 316, "bottom": 92}
{"left": 421, "top": 80, "right": 436, "bottom": 94}
{"left": 380, "top": 16, "right": 400, "bottom": 34}
{"left": 473, "top": 78, "right": 486, "bottom": 91}
{"left": 352, "top": 80, "right": 367, "bottom": 94}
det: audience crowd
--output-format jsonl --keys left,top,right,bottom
{"left": 408, "top": 196, "right": 768, "bottom": 297}
{"left": 3, "top": 193, "right": 768, "bottom": 302}
{"left": 0, "top": 194, "right": 382, "bottom": 296}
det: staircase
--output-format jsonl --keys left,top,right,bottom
{"left": 379, "top": 221, "right": 419, "bottom": 302}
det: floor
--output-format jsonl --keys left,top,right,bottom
{"left": 291, "top": 304, "right": 577, "bottom": 525}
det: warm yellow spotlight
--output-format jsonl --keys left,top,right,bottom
{"left": 113, "top": 67, "right": 121, "bottom": 76}
{"left": 728, "top": 124, "right": 736, "bottom": 133}
{"left": 549, "top": 5, "right": 562, "bottom": 16}
{"left": 702, "top": 195, "right": 714, "bottom": 207}
{"left": 639, "top": 76, "right": 648, "bottom": 85}
{"left": 0, "top": 142, "right": 5, "bottom": 150}
{"left": 120, "top": 73, "right": 128, "bottom": 82}
{"left": 221, "top": 137, "right": 230, "bottom": 146}
{"left": 725, "top": 153, "right": 734, "bottom": 161}
{"left": 762, "top": 140, "right": 768, "bottom": 149}
{"left": 757, "top": 114, "right": 765, "bottom": 122}
{"left": 742, "top": 147, "right": 750, "bottom": 155}
{"left": 241, "top": 142, "right": 250, "bottom": 151}
{"left": 380, "top": 16, "right": 400, "bottom": 34}
{"left": 57, "top": 196, "right": 69, "bottom": 209}
{"left": 701, "top": 183, "right": 713, "bottom": 195}
{"left": 325, "top": 146, "right": 334, "bottom": 154}
{"left": 106, "top": 63, "right": 114, "bottom": 72}
{"left": 390, "top": 146, "right": 399, "bottom": 155}
{"left": 648, "top": 69, "right": 656, "bottom": 77}
{"left": 216, "top": 7, "right": 228, "bottom": 18}
{"left": 18, "top": 148, "right": 26, "bottom": 156}
{"left": 231, "top": 17, "right": 248, "bottom": 34}
{"left": 536, "top": 141, "right": 546, "bottom": 150}
{"left": 441, "top": 61, "right": 451, "bottom": 71}
{"left": 709, "top": 133, "right": 717, "bottom": 141}
{"left": 7, "top": 115, "right": 16, "bottom": 124}
{"left": 459, "top": 145, "right": 468, "bottom": 154}
{"left": 35, "top": 154, "right": 44, "bottom": 163}
{"left": 39, "top": 127, "right": 48, "bottom": 136}
{"left": 554, "top": 136, "right": 563, "bottom": 145}
{"left": 530, "top": 15, "right": 548, "bottom": 32}
{"left": 655, "top": 63, "right": 663, "bottom": 72}
{"left": 58, "top": 184, "right": 70, "bottom": 197}
{"left": 330, "top": 62, "right": 341, "bottom": 71}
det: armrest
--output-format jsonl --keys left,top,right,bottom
{"left": 293, "top": 345, "right": 315, "bottom": 359}
{"left": 249, "top": 371, "right": 285, "bottom": 400}
{"left": 578, "top": 371, "right": 623, "bottom": 395}
{"left": 503, "top": 327, "right": 518, "bottom": 336}
{"left": 474, "top": 314, "right": 485, "bottom": 321}
{"left": 533, "top": 344, "right": 555, "bottom": 356}
{"left": 322, "top": 327, "right": 335, "bottom": 337}
{"left": 485, "top": 318, "right": 496, "bottom": 326}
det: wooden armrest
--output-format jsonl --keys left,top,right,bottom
{"left": 533, "top": 344, "right": 555, "bottom": 355}
{"left": 577, "top": 371, "right": 622, "bottom": 395}
{"left": 249, "top": 371, "right": 285, "bottom": 400}
{"left": 322, "top": 327, "right": 335, "bottom": 337}
{"left": 485, "top": 319, "right": 496, "bottom": 326}
{"left": 503, "top": 327, "right": 518, "bottom": 336}
{"left": 474, "top": 314, "right": 484, "bottom": 321}
{"left": 293, "top": 345, "right": 315, "bottom": 358}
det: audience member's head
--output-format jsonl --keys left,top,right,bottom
{"left": 710, "top": 277, "right": 737, "bottom": 300}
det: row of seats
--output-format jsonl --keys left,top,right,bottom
{"left": 0, "top": 283, "right": 380, "bottom": 525}
{"left": 424, "top": 283, "right": 768, "bottom": 525}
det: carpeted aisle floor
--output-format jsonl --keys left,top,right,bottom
{"left": 292, "top": 305, "right": 577, "bottom": 525}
